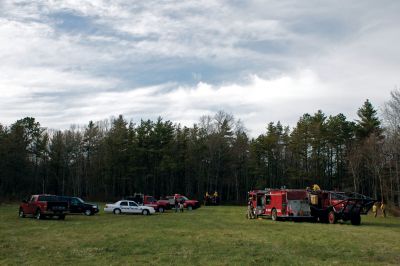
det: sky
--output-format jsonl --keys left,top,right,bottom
{"left": 1, "top": 0, "right": 399, "bottom": 136}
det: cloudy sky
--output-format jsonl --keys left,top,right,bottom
{"left": 1, "top": 0, "right": 399, "bottom": 135}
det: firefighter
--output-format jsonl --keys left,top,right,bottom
{"left": 204, "top": 192, "right": 210, "bottom": 206}
{"left": 312, "top": 184, "right": 321, "bottom": 191}
{"left": 213, "top": 191, "right": 219, "bottom": 205}
{"left": 247, "top": 197, "right": 254, "bottom": 219}
{"left": 381, "top": 201, "right": 386, "bottom": 217}
{"left": 372, "top": 203, "right": 378, "bottom": 218}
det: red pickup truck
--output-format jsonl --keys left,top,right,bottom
{"left": 19, "top": 194, "right": 69, "bottom": 220}
{"left": 158, "top": 194, "right": 200, "bottom": 211}
{"left": 125, "top": 194, "right": 166, "bottom": 213}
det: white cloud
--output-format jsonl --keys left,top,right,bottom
{"left": 0, "top": 0, "right": 399, "bottom": 135}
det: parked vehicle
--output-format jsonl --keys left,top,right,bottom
{"left": 104, "top": 200, "right": 155, "bottom": 215}
{"left": 307, "top": 190, "right": 375, "bottom": 225}
{"left": 125, "top": 194, "right": 165, "bottom": 213}
{"left": 248, "top": 188, "right": 375, "bottom": 225}
{"left": 19, "top": 194, "right": 69, "bottom": 220}
{"left": 248, "top": 189, "right": 312, "bottom": 221}
{"left": 157, "top": 194, "right": 200, "bottom": 211}
{"left": 59, "top": 196, "right": 99, "bottom": 216}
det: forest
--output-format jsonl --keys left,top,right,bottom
{"left": 0, "top": 90, "right": 399, "bottom": 207}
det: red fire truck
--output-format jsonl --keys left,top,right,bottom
{"left": 248, "top": 188, "right": 375, "bottom": 225}
{"left": 248, "top": 189, "right": 313, "bottom": 221}
{"left": 308, "top": 190, "right": 375, "bottom": 225}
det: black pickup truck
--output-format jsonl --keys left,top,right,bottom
{"left": 59, "top": 196, "right": 99, "bottom": 216}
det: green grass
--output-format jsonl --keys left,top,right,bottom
{"left": 0, "top": 204, "right": 399, "bottom": 265}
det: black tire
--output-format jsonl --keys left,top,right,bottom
{"left": 19, "top": 208, "right": 25, "bottom": 218}
{"left": 158, "top": 207, "right": 164, "bottom": 213}
{"left": 187, "top": 205, "right": 193, "bottom": 211}
{"left": 142, "top": 209, "right": 150, "bottom": 216}
{"left": 319, "top": 211, "right": 329, "bottom": 223}
{"left": 328, "top": 211, "right": 337, "bottom": 224}
{"left": 35, "top": 209, "right": 42, "bottom": 220}
{"left": 271, "top": 208, "right": 278, "bottom": 221}
{"left": 113, "top": 208, "right": 121, "bottom": 215}
{"left": 84, "top": 209, "right": 92, "bottom": 216}
{"left": 58, "top": 215, "right": 65, "bottom": 220}
{"left": 351, "top": 213, "right": 361, "bottom": 225}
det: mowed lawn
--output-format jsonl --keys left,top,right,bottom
{"left": 0, "top": 204, "right": 399, "bottom": 265}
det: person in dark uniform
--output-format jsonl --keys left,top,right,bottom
{"left": 179, "top": 198, "right": 184, "bottom": 212}
{"left": 174, "top": 195, "right": 179, "bottom": 212}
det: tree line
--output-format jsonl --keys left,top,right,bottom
{"left": 1, "top": 90, "right": 399, "bottom": 206}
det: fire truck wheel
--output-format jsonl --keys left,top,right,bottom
{"left": 351, "top": 213, "right": 361, "bottom": 225}
{"left": 328, "top": 211, "right": 337, "bottom": 224}
{"left": 271, "top": 209, "right": 278, "bottom": 221}
{"left": 158, "top": 207, "right": 164, "bottom": 213}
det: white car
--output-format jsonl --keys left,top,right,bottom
{"left": 104, "top": 200, "right": 155, "bottom": 215}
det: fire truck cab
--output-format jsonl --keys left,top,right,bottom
{"left": 249, "top": 189, "right": 313, "bottom": 221}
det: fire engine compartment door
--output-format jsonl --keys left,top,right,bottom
{"left": 288, "top": 200, "right": 311, "bottom": 216}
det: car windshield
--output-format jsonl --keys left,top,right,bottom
{"left": 181, "top": 196, "right": 189, "bottom": 201}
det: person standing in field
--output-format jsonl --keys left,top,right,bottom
{"left": 213, "top": 191, "right": 219, "bottom": 205}
{"left": 247, "top": 197, "right": 254, "bottom": 219}
{"left": 372, "top": 203, "right": 378, "bottom": 218}
{"left": 381, "top": 201, "right": 386, "bottom": 217}
{"left": 174, "top": 195, "right": 179, "bottom": 213}
{"left": 204, "top": 192, "right": 210, "bottom": 206}
{"left": 179, "top": 198, "right": 184, "bottom": 212}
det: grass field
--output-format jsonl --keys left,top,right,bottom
{"left": 0, "top": 204, "right": 399, "bottom": 265}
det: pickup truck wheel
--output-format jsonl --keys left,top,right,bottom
{"left": 187, "top": 205, "right": 193, "bottom": 211}
{"left": 142, "top": 209, "right": 150, "bottom": 216}
{"left": 84, "top": 209, "right": 92, "bottom": 216}
{"left": 271, "top": 208, "right": 278, "bottom": 221}
{"left": 158, "top": 207, "right": 164, "bottom": 213}
{"left": 113, "top": 209, "right": 121, "bottom": 215}
{"left": 35, "top": 209, "right": 42, "bottom": 220}
{"left": 19, "top": 208, "right": 25, "bottom": 218}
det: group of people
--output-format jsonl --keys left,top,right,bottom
{"left": 372, "top": 201, "right": 386, "bottom": 218}
{"left": 203, "top": 191, "right": 220, "bottom": 206}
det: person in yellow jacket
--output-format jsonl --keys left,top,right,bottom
{"left": 381, "top": 201, "right": 386, "bottom": 217}
{"left": 213, "top": 191, "right": 219, "bottom": 205}
{"left": 372, "top": 203, "right": 378, "bottom": 218}
{"left": 312, "top": 184, "right": 321, "bottom": 191}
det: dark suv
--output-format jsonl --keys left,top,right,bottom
{"left": 59, "top": 196, "right": 99, "bottom": 216}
